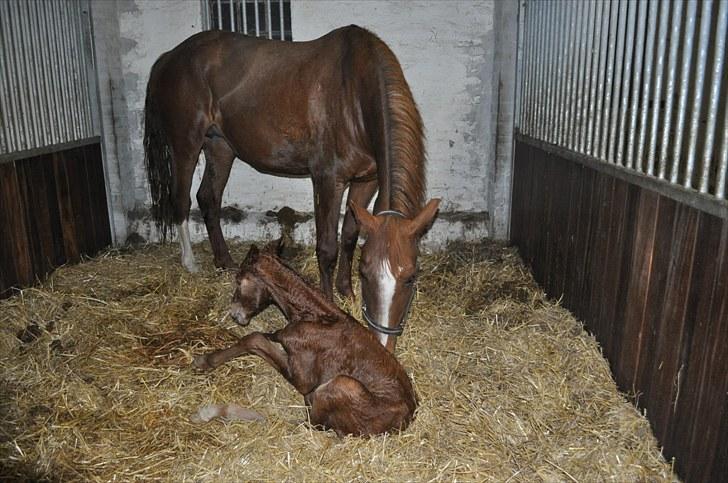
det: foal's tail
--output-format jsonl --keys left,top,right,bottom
{"left": 143, "top": 55, "right": 175, "bottom": 241}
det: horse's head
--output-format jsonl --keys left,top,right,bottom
{"left": 351, "top": 198, "right": 440, "bottom": 352}
{"left": 229, "top": 243, "right": 279, "bottom": 326}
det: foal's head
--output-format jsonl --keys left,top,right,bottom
{"left": 351, "top": 199, "right": 440, "bottom": 352}
{"left": 229, "top": 244, "right": 274, "bottom": 326}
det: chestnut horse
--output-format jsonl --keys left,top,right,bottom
{"left": 143, "top": 26, "right": 440, "bottom": 351}
{"left": 193, "top": 244, "right": 417, "bottom": 437}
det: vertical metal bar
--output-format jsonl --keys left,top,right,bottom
{"left": 0, "top": 6, "right": 10, "bottom": 153}
{"left": 581, "top": 0, "right": 598, "bottom": 154}
{"left": 216, "top": 0, "right": 222, "bottom": 30}
{"left": 717, "top": 96, "right": 728, "bottom": 199}
{"left": 69, "top": 3, "right": 88, "bottom": 139}
{"left": 568, "top": 0, "right": 586, "bottom": 150}
{"left": 73, "top": 1, "right": 93, "bottom": 137}
{"left": 615, "top": 0, "right": 637, "bottom": 166}
{"left": 627, "top": 2, "right": 657, "bottom": 172}
{"left": 700, "top": 0, "right": 727, "bottom": 194}
{"left": 590, "top": 0, "right": 610, "bottom": 157}
{"left": 658, "top": 0, "right": 684, "bottom": 179}
{"left": 61, "top": 3, "right": 83, "bottom": 141}
{"left": 56, "top": 1, "right": 75, "bottom": 142}
{"left": 522, "top": 0, "right": 535, "bottom": 135}
{"left": 0, "top": 0, "right": 19, "bottom": 151}
{"left": 562, "top": 2, "right": 583, "bottom": 147}
{"left": 29, "top": 0, "right": 50, "bottom": 146}
{"left": 202, "top": 0, "right": 209, "bottom": 29}
{"left": 551, "top": 3, "right": 567, "bottom": 145}
{"left": 625, "top": 0, "right": 647, "bottom": 169}
{"left": 266, "top": 0, "right": 273, "bottom": 39}
{"left": 525, "top": 0, "right": 538, "bottom": 136}
{"left": 600, "top": 0, "right": 619, "bottom": 159}
{"left": 560, "top": 1, "right": 576, "bottom": 145}
{"left": 230, "top": 0, "right": 235, "bottom": 31}
{"left": 8, "top": 0, "right": 32, "bottom": 150}
{"left": 647, "top": 0, "right": 671, "bottom": 176}
{"left": 540, "top": 2, "right": 552, "bottom": 142}
{"left": 518, "top": 0, "right": 529, "bottom": 133}
{"left": 18, "top": 0, "right": 40, "bottom": 149}
{"left": 540, "top": 1, "right": 554, "bottom": 141}
{"left": 684, "top": 0, "right": 714, "bottom": 189}
{"left": 607, "top": 0, "right": 627, "bottom": 162}
{"left": 242, "top": 0, "right": 248, "bottom": 34}
{"left": 279, "top": 0, "right": 284, "bottom": 40}
{"left": 254, "top": 0, "right": 260, "bottom": 36}
{"left": 43, "top": 3, "right": 65, "bottom": 145}
{"left": 670, "top": 0, "right": 698, "bottom": 184}
{"left": 532, "top": 0, "right": 545, "bottom": 138}
{"left": 20, "top": 0, "right": 43, "bottom": 148}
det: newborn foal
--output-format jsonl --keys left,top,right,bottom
{"left": 193, "top": 244, "right": 417, "bottom": 437}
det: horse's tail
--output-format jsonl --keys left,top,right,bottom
{"left": 143, "top": 55, "right": 175, "bottom": 241}
{"left": 363, "top": 28, "right": 426, "bottom": 216}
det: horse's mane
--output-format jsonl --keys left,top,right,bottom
{"left": 356, "top": 28, "right": 426, "bottom": 217}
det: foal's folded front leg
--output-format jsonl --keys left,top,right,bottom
{"left": 193, "top": 332, "right": 291, "bottom": 379}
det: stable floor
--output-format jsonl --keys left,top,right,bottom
{"left": 0, "top": 240, "right": 677, "bottom": 481}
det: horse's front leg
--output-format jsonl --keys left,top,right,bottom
{"left": 312, "top": 177, "right": 345, "bottom": 300}
{"left": 336, "top": 179, "right": 378, "bottom": 298}
{"left": 198, "top": 137, "right": 236, "bottom": 270}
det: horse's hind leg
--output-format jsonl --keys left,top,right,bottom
{"left": 308, "top": 375, "right": 376, "bottom": 436}
{"left": 336, "top": 179, "right": 378, "bottom": 298}
{"left": 198, "top": 136, "right": 236, "bottom": 269}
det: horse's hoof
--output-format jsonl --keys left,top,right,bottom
{"left": 336, "top": 283, "right": 354, "bottom": 300}
{"left": 192, "top": 355, "right": 213, "bottom": 372}
{"left": 183, "top": 260, "right": 200, "bottom": 273}
{"left": 215, "top": 258, "right": 237, "bottom": 271}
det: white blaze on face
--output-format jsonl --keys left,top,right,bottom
{"left": 376, "top": 257, "right": 397, "bottom": 347}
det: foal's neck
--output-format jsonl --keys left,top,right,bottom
{"left": 257, "top": 255, "right": 339, "bottom": 322}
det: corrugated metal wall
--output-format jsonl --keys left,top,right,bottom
{"left": 518, "top": 0, "right": 728, "bottom": 204}
{"left": 0, "top": 0, "right": 99, "bottom": 159}
{"left": 513, "top": 1, "right": 728, "bottom": 481}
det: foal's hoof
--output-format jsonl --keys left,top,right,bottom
{"left": 192, "top": 355, "right": 214, "bottom": 372}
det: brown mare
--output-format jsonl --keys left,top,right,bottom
{"left": 144, "top": 26, "right": 440, "bottom": 351}
{"left": 193, "top": 243, "right": 417, "bottom": 437}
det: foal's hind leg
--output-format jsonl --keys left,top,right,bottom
{"left": 308, "top": 375, "right": 377, "bottom": 436}
{"left": 198, "top": 136, "right": 236, "bottom": 269}
{"left": 336, "top": 179, "right": 378, "bottom": 298}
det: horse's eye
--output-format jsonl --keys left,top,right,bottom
{"left": 403, "top": 275, "right": 416, "bottom": 287}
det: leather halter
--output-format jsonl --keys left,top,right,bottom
{"left": 361, "top": 208, "right": 415, "bottom": 337}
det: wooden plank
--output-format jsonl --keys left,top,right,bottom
{"left": 615, "top": 189, "right": 660, "bottom": 395}
{"left": 81, "top": 144, "right": 111, "bottom": 253}
{"left": 0, "top": 161, "right": 33, "bottom": 294}
{"left": 510, "top": 141, "right": 528, "bottom": 249}
{"left": 17, "top": 154, "right": 55, "bottom": 278}
{"left": 562, "top": 162, "right": 585, "bottom": 312}
{"left": 567, "top": 167, "right": 596, "bottom": 322}
{"left": 52, "top": 151, "right": 81, "bottom": 262}
{"left": 685, "top": 219, "right": 728, "bottom": 481}
{"left": 644, "top": 201, "right": 697, "bottom": 444}
{"left": 632, "top": 196, "right": 677, "bottom": 412}
{"left": 666, "top": 211, "right": 725, "bottom": 479}
{"left": 595, "top": 178, "right": 629, "bottom": 359}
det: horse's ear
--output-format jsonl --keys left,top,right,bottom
{"left": 408, "top": 198, "right": 441, "bottom": 238}
{"left": 349, "top": 201, "right": 379, "bottom": 235}
{"left": 242, "top": 244, "right": 260, "bottom": 266}
{"left": 263, "top": 237, "right": 284, "bottom": 256}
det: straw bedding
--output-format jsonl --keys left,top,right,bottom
{"left": 0, "top": 240, "right": 678, "bottom": 482}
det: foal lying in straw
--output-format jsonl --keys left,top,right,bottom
{"left": 193, "top": 243, "right": 417, "bottom": 436}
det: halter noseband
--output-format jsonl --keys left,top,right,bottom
{"left": 361, "top": 206, "right": 416, "bottom": 338}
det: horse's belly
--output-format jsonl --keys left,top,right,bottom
{"left": 225, "top": 125, "right": 313, "bottom": 176}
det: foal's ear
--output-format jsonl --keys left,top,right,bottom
{"left": 349, "top": 201, "right": 379, "bottom": 235}
{"left": 242, "top": 244, "right": 260, "bottom": 266}
{"left": 263, "top": 237, "right": 285, "bottom": 256}
{"left": 408, "top": 198, "right": 441, "bottom": 238}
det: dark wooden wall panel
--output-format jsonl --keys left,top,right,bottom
{"left": 0, "top": 143, "right": 111, "bottom": 298}
{"left": 511, "top": 140, "right": 728, "bottom": 483}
